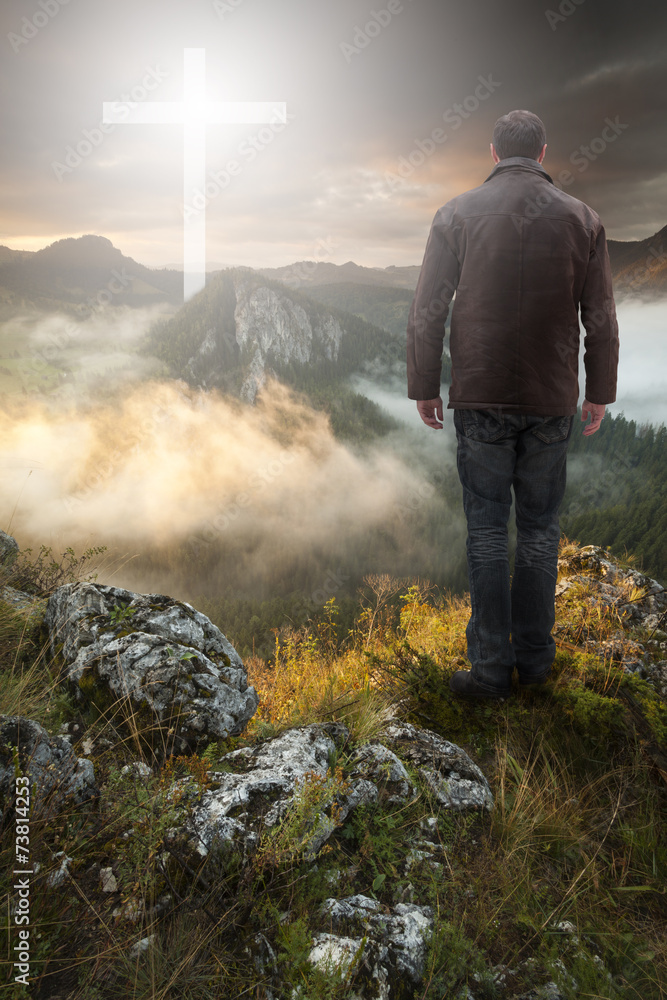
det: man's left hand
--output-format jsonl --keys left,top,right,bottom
{"left": 581, "top": 399, "right": 606, "bottom": 436}
{"left": 416, "top": 397, "right": 444, "bottom": 429}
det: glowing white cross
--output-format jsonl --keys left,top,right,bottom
{"left": 103, "top": 48, "right": 286, "bottom": 300}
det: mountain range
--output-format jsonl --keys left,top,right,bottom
{"left": 0, "top": 235, "right": 182, "bottom": 315}
{"left": 1, "top": 223, "right": 665, "bottom": 313}
{"left": 607, "top": 224, "right": 667, "bottom": 297}
{"left": 0, "top": 227, "right": 664, "bottom": 417}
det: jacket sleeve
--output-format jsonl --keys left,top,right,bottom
{"left": 407, "top": 208, "right": 461, "bottom": 400}
{"left": 579, "top": 222, "right": 619, "bottom": 405}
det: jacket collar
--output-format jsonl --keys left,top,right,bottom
{"left": 484, "top": 156, "right": 555, "bottom": 186}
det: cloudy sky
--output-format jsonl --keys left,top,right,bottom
{"left": 1, "top": 0, "right": 666, "bottom": 269}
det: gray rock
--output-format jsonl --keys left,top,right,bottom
{"left": 0, "top": 585, "right": 46, "bottom": 629}
{"left": 168, "top": 723, "right": 359, "bottom": 862}
{"left": 100, "top": 867, "right": 118, "bottom": 892}
{"left": 121, "top": 761, "right": 152, "bottom": 780}
{"left": 557, "top": 545, "right": 667, "bottom": 695}
{"left": 45, "top": 852, "right": 73, "bottom": 888}
{"left": 321, "top": 895, "right": 381, "bottom": 925}
{"left": 347, "top": 742, "right": 417, "bottom": 804}
{"left": 166, "top": 718, "right": 493, "bottom": 882}
{"left": 558, "top": 545, "right": 666, "bottom": 629}
{"left": 513, "top": 982, "right": 567, "bottom": 1000}
{"left": 44, "top": 582, "right": 258, "bottom": 743}
{"left": 0, "top": 715, "right": 98, "bottom": 819}
{"left": 379, "top": 721, "right": 493, "bottom": 811}
{"left": 128, "top": 934, "right": 155, "bottom": 959}
{"left": 314, "top": 894, "right": 434, "bottom": 998}
{"left": 0, "top": 530, "right": 19, "bottom": 572}
{"left": 308, "top": 933, "right": 365, "bottom": 983}
{"left": 403, "top": 841, "right": 444, "bottom": 876}
{"left": 232, "top": 277, "right": 343, "bottom": 403}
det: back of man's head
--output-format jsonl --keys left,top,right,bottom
{"left": 492, "top": 110, "right": 546, "bottom": 160}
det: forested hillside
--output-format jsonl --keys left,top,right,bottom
{"left": 303, "top": 282, "right": 415, "bottom": 338}
{"left": 144, "top": 269, "right": 414, "bottom": 441}
{"left": 562, "top": 412, "right": 667, "bottom": 581}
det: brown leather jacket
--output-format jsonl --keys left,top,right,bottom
{"left": 406, "top": 157, "right": 619, "bottom": 415}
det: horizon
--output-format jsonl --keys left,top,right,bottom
{"left": 2, "top": 223, "right": 667, "bottom": 276}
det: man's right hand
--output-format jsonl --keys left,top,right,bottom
{"left": 417, "top": 397, "right": 444, "bottom": 429}
{"left": 581, "top": 399, "right": 606, "bottom": 436}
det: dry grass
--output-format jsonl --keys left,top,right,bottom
{"left": 1, "top": 537, "right": 665, "bottom": 998}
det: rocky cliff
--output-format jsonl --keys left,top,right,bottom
{"left": 147, "top": 267, "right": 393, "bottom": 405}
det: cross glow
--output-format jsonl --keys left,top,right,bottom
{"left": 102, "top": 48, "right": 286, "bottom": 299}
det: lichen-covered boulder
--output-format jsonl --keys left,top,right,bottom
{"left": 379, "top": 721, "right": 493, "bottom": 811}
{"left": 167, "top": 719, "right": 494, "bottom": 874}
{"left": 168, "top": 722, "right": 374, "bottom": 861}
{"left": 44, "top": 582, "right": 258, "bottom": 744}
{"left": 0, "top": 715, "right": 98, "bottom": 819}
{"left": 310, "top": 893, "right": 434, "bottom": 999}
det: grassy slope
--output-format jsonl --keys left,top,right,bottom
{"left": 0, "top": 539, "right": 665, "bottom": 999}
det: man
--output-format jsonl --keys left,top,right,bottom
{"left": 406, "top": 109, "right": 619, "bottom": 699}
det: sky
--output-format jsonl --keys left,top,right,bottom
{"left": 1, "top": 0, "right": 667, "bottom": 270}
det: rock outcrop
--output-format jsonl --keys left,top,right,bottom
{"left": 0, "top": 715, "right": 98, "bottom": 819}
{"left": 168, "top": 722, "right": 371, "bottom": 863}
{"left": 1, "top": 530, "right": 660, "bottom": 999}
{"left": 380, "top": 721, "right": 494, "bottom": 812}
{"left": 44, "top": 582, "right": 258, "bottom": 746}
{"left": 232, "top": 277, "right": 343, "bottom": 402}
{"left": 166, "top": 720, "right": 492, "bottom": 870}
{"left": 558, "top": 544, "right": 667, "bottom": 696}
{"left": 309, "top": 895, "right": 434, "bottom": 999}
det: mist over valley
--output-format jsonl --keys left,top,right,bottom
{"left": 1, "top": 232, "right": 665, "bottom": 655}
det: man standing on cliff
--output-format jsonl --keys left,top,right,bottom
{"left": 407, "top": 109, "right": 619, "bottom": 699}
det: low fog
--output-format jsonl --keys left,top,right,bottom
{"left": 0, "top": 373, "right": 466, "bottom": 603}
{"left": 11, "top": 304, "right": 171, "bottom": 399}
{"left": 353, "top": 298, "right": 667, "bottom": 433}
{"left": 0, "top": 293, "right": 663, "bottom": 612}
{"left": 610, "top": 299, "right": 667, "bottom": 429}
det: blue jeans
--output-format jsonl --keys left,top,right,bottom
{"left": 453, "top": 408, "right": 573, "bottom": 694}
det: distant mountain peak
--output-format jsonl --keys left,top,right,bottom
{"left": 258, "top": 259, "right": 421, "bottom": 291}
{"left": 35, "top": 234, "right": 124, "bottom": 266}
{"left": 607, "top": 223, "right": 667, "bottom": 298}
{"left": 0, "top": 233, "right": 182, "bottom": 310}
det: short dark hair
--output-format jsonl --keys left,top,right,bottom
{"left": 492, "top": 110, "right": 546, "bottom": 160}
